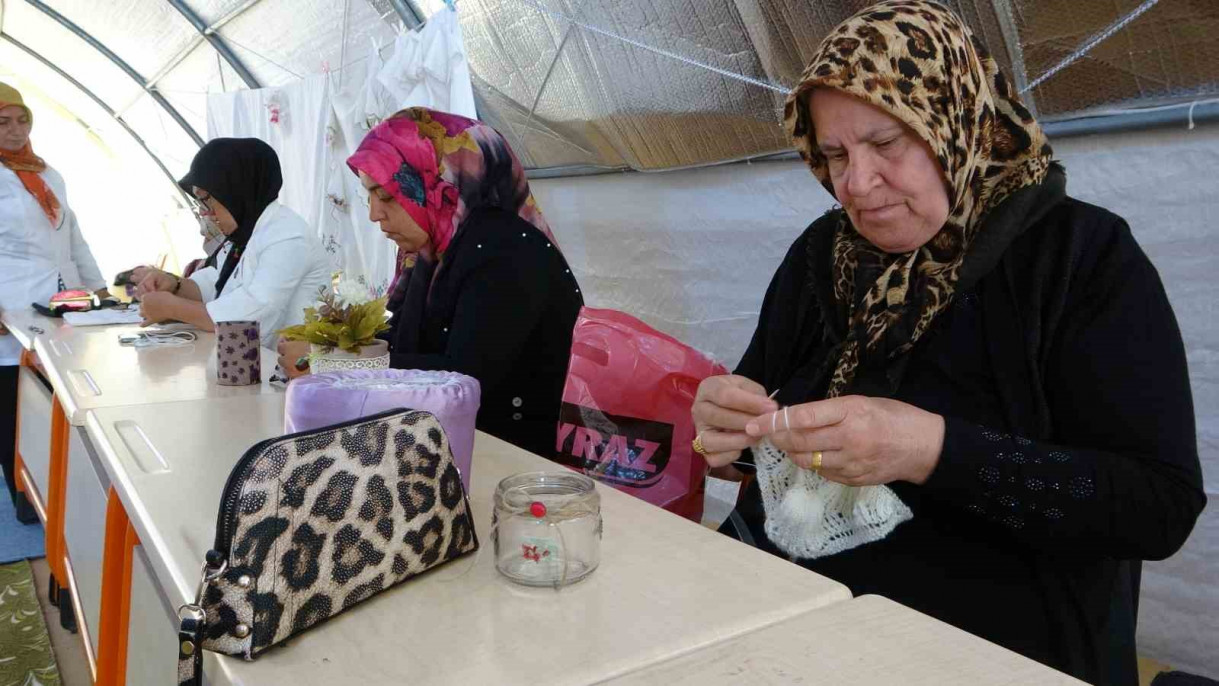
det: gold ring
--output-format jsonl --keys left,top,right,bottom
{"left": 692, "top": 433, "right": 709, "bottom": 456}
{"left": 811, "top": 451, "right": 823, "bottom": 472}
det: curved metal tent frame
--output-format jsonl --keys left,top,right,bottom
{"left": 0, "top": 30, "right": 189, "bottom": 199}
{"left": 0, "top": 0, "right": 422, "bottom": 189}
{"left": 163, "top": 0, "right": 260, "bottom": 91}
{"left": 24, "top": 0, "right": 203, "bottom": 147}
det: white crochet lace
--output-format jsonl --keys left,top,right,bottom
{"left": 310, "top": 353, "right": 391, "bottom": 374}
{"left": 753, "top": 438, "right": 913, "bottom": 560}
{"left": 325, "top": 371, "right": 467, "bottom": 391}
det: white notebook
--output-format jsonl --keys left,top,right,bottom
{"left": 62, "top": 309, "right": 144, "bottom": 327}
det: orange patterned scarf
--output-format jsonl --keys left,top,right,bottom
{"left": 0, "top": 137, "right": 61, "bottom": 228}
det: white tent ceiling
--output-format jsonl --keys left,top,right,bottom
{"left": 2, "top": 0, "right": 1217, "bottom": 186}
{"left": 0, "top": 0, "right": 413, "bottom": 186}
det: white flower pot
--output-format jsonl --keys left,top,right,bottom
{"left": 310, "top": 339, "right": 391, "bottom": 374}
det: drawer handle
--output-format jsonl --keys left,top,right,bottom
{"left": 49, "top": 339, "right": 73, "bottom": 357}
{"left": 68, "top": 369, "right": 102, "bottom": 397}
{"left": 115, "top": 421, "right": 170, "bottom": 474}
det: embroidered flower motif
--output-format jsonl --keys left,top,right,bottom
{"left": 392, "top": 163, "right": 427, "bottom": 207}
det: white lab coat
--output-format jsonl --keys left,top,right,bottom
{"left": 0, "top": 164, "right": 105, "bottom": 365}
{"left": 189, "top": 202, "right": 330, "bottom": 348}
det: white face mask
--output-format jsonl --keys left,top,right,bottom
{"left": 199, "top": 216, "right": 226, "bottom": 248}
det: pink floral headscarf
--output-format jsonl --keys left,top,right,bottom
{"left": 347, "top": 108, "right": 557, "bottom": 266}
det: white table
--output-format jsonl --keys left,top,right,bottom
{"left": 34, "top": 323, "right": 281, "bottom": 425}
{"left": 0, "top": 307, "right": 64, "bottom": 352}
{"left": 2, "top": 307, "right": 62, "bottom": 512}
{"left": 606, "top": 594, "right": 1084, "bottom": 685}
{"left": 25, "top": 321, "right": 281, "bottom": 676}
{"left": 86, "top": 397, "right": 852, "bottom": 686}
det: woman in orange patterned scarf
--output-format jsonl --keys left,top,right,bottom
{"left": 0, "top": 82, "right": 107, "bottom": 520}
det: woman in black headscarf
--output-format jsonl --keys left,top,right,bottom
{"left": 135, "top": 138, "right": 330, "bottom": 347}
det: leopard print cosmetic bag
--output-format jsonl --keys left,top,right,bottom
{"left": 177, "top": 408, "right": 479, "bottom": 685}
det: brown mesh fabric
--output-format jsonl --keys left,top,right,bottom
{"left": 457, "top": 0, "right": 1214, "bottom": 171}
{"left": 1019, "top": 0, "right": 1219, "bottom": 117}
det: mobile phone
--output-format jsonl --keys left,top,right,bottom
{"left": 118, "top": 332, "right": 142, "bottom": 345}
{"left": 114, "top": 268, "right": 137, "bottom": 286}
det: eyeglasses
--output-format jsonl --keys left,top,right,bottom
{"left": 190, "top": 193, "right": 216, "bottom": 218}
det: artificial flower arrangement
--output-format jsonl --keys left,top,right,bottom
{"left": 279, "top": 272, "right": 390, "bottom": 354}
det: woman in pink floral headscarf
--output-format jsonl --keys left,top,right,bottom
{"left": 281, "top": 108, "right": 583, "bottom": 459}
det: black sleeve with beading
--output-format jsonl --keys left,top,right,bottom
{"left": 923, "top": 219, "right": 1205, "bottom": 560}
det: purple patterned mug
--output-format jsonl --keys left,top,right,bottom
{"left": 216, "top": 320, "right": 261, "bottom": 386}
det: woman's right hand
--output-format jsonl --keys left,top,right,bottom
{"left": 692, "top": 375, "right": 779, "bottom": 468}
{"left": 135, "top": 269, "right": 179, "bottom": 296}
{"left": 276, "top": 339, "right": 312, "bottom": 380}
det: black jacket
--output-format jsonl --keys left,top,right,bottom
{"left": 386, "top": 208, "right": 583, "bottom": 458}
{"left": 727, "top": 191, "right": 1205, "bottom": 686}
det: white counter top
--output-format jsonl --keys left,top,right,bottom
{"left": 1, "top": 307, "right": 65, "bottom": 352}
{"left": 85, "top": 398, "right": 851, "bottom": 686}
{"left": 606, "top": 594, "right": 1084, "bottom": 685}
{"left": 34, "top": 323, "right": 281, "bottom": 425}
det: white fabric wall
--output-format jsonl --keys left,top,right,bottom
{"left": 205, "top": 8, "right": 476, "bottom": 294}
{"left": 205, "top": 74, "right": 333, "bottom": 258}
{"left": 531, "top": 122, "right": 1219, "bottom": 676}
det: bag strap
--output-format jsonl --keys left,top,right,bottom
{"left": 177, "top": 606, "right": 204, "bottom": 686}
{"left": 176, "top": 560, "right": 225, "bottom": 686}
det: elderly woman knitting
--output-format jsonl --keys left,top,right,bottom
{"left": 691, "top": 2, "right": 1204, "bottom": 684}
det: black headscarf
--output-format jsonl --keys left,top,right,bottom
{"left": 178, "top": 138, "right": 282, "bottom": 295}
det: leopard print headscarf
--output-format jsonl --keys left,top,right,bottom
{"left": 784, "top": 0, "right": 1053, "bottom": 397}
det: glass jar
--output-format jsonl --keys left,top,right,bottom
{"left": 493, "top": 471, "right": 602, "bottom": 587}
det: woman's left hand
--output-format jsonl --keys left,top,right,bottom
{"left": 138, "top": 292, "right": 176, "bottom": 325}
{"left": 276, "top": 339, "right": 312, "bottom": 380}
{"left": 745, "top": 395, "right": 946, "bottom": 486}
